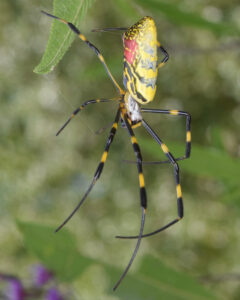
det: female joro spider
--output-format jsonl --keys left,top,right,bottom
{"left": 41, "top": 11, "right": 191, "bottom": 290}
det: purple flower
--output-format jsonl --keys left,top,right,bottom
{"left": 33, "top": 265, "right": 53, "bottom": 287}
{"left": 45, "top": 287, "right": 64, "bottom": 300}
{"left": 6, "top": 279, "right": 25, "bottom": 300}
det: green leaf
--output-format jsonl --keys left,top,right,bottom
{"left": 140, "top": 139, "right": 240, "bottom": 185}
{"left": 114, "top": 0, "right": 140, "bottom": 20}
{"left": 106, "top": 256, "right": 218, "bottom": 299}
{"left": 134, "top": 255, "right": 217, "bottom": 300}
{"left": 84, "top": 56, "right": 122, "bottom": 79}
{"left": 134, "top": 0, "right": 240, "bottom": 36}
{"left": 17, "top": 221, "right": 218, "bottom": 298}
{"left": 34, "top": 0, "right": 95, "bottom": 74}
{"left": 17, "top": 220, "right": 93, "bottom": 282}
{"left": 209, "top": 127, "right": 224, "bottom": 151}
{"left": 223, "top": 181, "right": 240, "bottom": 206}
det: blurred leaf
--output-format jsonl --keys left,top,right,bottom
{"left": 114, "top": 0, "right": 140, "bottom": 20}
{"left": 140, "top": 139, "right": 240, "bottom": 185}
{"left": 109, "top": 256, "right": 218, "bottom": 300}
{"left": 136, "top": 255, "right": 217, "bottom": 300}
{"left": 209, "top": 127, "right": 224, "bottom": 151}
{"left": 134, "top": 0, "right": 240, "bottom": 36}
{"left": 17, "top": 221, "right": 218, "bottom": 298}
{"left": 223, "top": 181, "right": 240, "bottom": 206}
{"left": 17, "top": 221, "right": 93, "bottom": 282}
{"left": 34, "top": 0, "right": 95, "bottom": 74}
{"left": 84, "top": 56, "right": 122, "bottom": 80}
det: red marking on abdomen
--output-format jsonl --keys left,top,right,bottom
{"left": 124, "top": 39, "right": 138, "bottom": 65}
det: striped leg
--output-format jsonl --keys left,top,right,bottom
{"left": 113, "top": 109, "right": 147, "bottom": 290}
{"left": 92, "top": 27, "right": 128, "bottom": 33}
{"left": 41, "top": 11, "right": 124, "bottom": 95}
{"left": 55, "top": 108, "right": 121, "bottom": 233}
{"left": 56, "top": 99, "right": 113, "bottom": 136}
{"left": 123, "top": 114, "right": 147, "bottom": 210}
{"left": 141, "top": 108, "right": 191, "bottom": 164}
{"left": 116, "top": 119, "right": 183, "bottom": 239}
{"left": 157, "top": 42, "right": 169, "bottom": 69}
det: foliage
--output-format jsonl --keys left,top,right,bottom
{"left": 34, "top": 0, "right": 95, "bottom": 74}
{"left": 1, "top": 0, "right": 240, "bottom": 299}
{"left": 135, "top": 0, "right": 240, "bottom": 35}
{"left": 18, "top": 221, "right": 218, "bottom": 299}
{"left": 34, "top": 0, "right": 240, "bottom": 75}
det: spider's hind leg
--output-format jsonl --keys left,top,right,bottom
{"left": 55, "top": 107, "right": 121, "bottom": 232}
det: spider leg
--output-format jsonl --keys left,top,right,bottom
{"left": 123, "top": 108, "right": 191, "bottom": 165}
{"left": 116, "top": 119, "right": 183, "bottom": 239}
{"left": 56, "top": 98, "right": 117, "bottom": 136}
{"left": 55, "top": 107, "right": 121, "bottom": 232}
{"left": 113, "top": 207, "right": 145, "bottom": 291}
{"left": 113, "top": 108, "right": 147, "bottom": 290}
{"left": 41, "top": 11, "right": 124, "bottom": 95}
{"left": 141, "top": 108, "right": 191, "bottom": 163}
{"left": 92, "top": 27, "right": 128, "bottom": 32}
{"left": 157, "top": 43, "right": 169, "bottom": 69}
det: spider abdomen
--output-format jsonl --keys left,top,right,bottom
{"left": 123, "top": 16, "right": 158, "bottom": 105}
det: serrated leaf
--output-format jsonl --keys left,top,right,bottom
{"left": 135, "top": 0, "right": 240, "bottom": 36}
{"left": 34, "top": 0, "right": 95, "bottom": 74}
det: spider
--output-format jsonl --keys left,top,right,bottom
{"left": 41, "top": 11, "right": 191, "bottom": 290}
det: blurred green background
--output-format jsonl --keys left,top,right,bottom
{"left": 0, "top": 0, "right": 240, "bottom": 299}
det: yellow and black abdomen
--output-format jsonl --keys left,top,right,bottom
{"left": 123, "top": 16, "right": 158, "bottom": 105}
